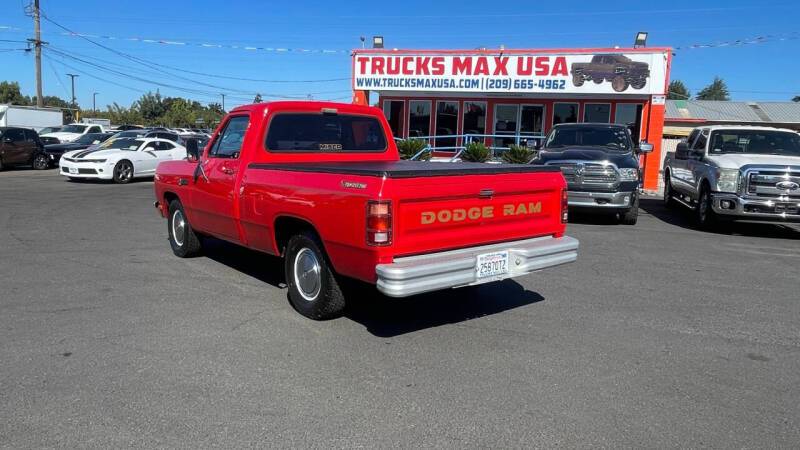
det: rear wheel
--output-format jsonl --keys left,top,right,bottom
{"left": 284, "top": 232, "right": 345, "bottom": 320}
{"left": 113, "top": 160, "right": 134, "bottom": 183}
{"left": 32, "top": 153, "right": 50, "bottom": 170}
{"left": 592, "top": 77, "right": 603, "bottom": 84}
{"left": 572, "top": 74, "right": 585, "bottom": 87}
{"left": 663, "top": 173, "right": 675, "bottom": 207}
{"left": 167, "top": 200, "right": 202, "bottom": 257}
{"left": 631, "top": 78, "right": 647, "bottom": 89}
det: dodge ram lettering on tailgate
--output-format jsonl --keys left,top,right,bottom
{"left": 153, "top": 102, "right": 578, "bottom": 320}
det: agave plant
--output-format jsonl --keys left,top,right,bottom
{"left": 501, "top": 144, "right": 536, "bottom": 164}
{"left": 396, "top": 139, "right": 430, "bottom": 161}
{"left": 460, "top": 141, "right": 491, "bottom": 163}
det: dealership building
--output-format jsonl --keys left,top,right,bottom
{"left": 351, "top": 47, "right": 672, "bottom": 191}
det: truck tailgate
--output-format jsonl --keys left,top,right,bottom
{"left": 385, "top": 169, "right": 567, "bottom": 257}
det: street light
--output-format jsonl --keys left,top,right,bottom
{"left": 93, "top": 92, "right": 99, "bottom": 113}
{"left": 634, "top": 31, "right": 648, "bottom": 48}
{"left": 372, "top": 36, "right": 384, "bottom": 49}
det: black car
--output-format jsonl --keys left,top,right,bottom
{"left": 44, "top": 132, "right": 114, "bottom": 167}
{"left": 534, "top": 123, "right": 653, "bottom": 224}
{"left": 0, "top": 127, "right": 48, "bottom": 170}
{"left": 144, "top": 131, "right": 183, "bottom": 144}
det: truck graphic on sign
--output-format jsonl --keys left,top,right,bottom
{"left": 571, "top": 54, "right": 650, "bottom": 92}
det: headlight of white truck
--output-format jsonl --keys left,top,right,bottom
{"left": 716, "top": 169, "right": 739, "bottom": 193}
{"left": 618, "top": 168, "right": 639, "bottom": 182}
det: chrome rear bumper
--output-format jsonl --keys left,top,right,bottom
{"left": 375, "top": 235, "right": 579, "bottom": 298}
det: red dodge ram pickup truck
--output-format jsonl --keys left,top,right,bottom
{"left": 154, "top": 101, "right": 578, "bottom": 319}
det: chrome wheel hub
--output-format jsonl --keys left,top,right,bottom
{"left": 172, "top": 209, "right": 186, "bottom": 246}
{"left": 294, "top": 248, "right": 321, "bottom": 301}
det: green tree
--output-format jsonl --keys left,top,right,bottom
{"left": 696, "top": 77, "right": 730, "bottom": 101}
{"left": 134, "top": 91, "right": 166, "bottom": 123}
{"left": 0, "top": 81, "right": 30, "bottom": 105}
{"left": 667, "top": 80, "right": 691, "bottom": 100}
{"left": 162, "top": 97, "right": 196, "bottom": 127}
{"left": 253, "top": 93, "right": 263, "bottom": 103}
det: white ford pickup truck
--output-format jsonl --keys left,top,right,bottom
{"left": 663, "top": 125, "right": 800, "bottom": 227}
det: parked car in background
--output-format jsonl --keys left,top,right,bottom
{"left": 663, "top": 125, "right": 800, "bottom": 227}
{"left": 116, "top": 124, "right": 144, "bottom": 131}
{"left": 144, "top": 130, "right": 183, "bottom": 144}
{"left": 534, "top": 123, "right": 652, "bottom": 224}
{"left": 153, "top": 101, "right": 578, "bottom": 320}
{"left": 39, "top": 136, "right": 61, "bottom": 146}
{"left": 60, "top": 137, "right": 187, "bottom": 183}
{"left": 0, "top": 126, "right": 48, "bottom": 170}
{"left": 44, "top": 132, "right": 114, "bottom": 167}
{"left": 111, "top": 129, "right": 148, "bottom": 139}
{"left": 39, "top": 126, "right": 62, "bottom": 135}
{"left": 41, "top": 123, "right": 105, "bottom": 143}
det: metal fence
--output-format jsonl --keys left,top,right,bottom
{"left": 397, "top": 133, "right": 546, "bottom": 161}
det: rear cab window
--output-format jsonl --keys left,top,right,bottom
{"left": 265, "top": 113, "right": 387, "bottom": 153}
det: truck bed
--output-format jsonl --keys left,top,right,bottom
{"left": 248, "top": 160, "right": 561, "bottom": 178}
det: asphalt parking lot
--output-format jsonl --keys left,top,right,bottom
{"left": 1, "top": 168, "right": 799, "bottom": 448}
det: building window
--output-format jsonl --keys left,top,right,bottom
{"left": 583, "top": 103, "right": 611, "bottom": 123}
{"left": 383, "top": 100, "right": 404, "bottom": 138}
{"left": 408, "top": 100, "right": 431, "bottom": 138}
{"left": 462, "top": 101, "right": 486, "bottom": 143}
{"left": 614, "top": 103, "right": 643, "bottom": 144}
{"left": 435, "top": 101, "right": 459, "bottom": 149}
{"left": 553, "top": 103, "right": 579, "bottom": 125}
{"left": 493, "top": 104, "right": 544, "bottom": 148}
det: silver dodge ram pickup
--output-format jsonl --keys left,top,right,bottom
{"left": 663, "top": 125, "right": 800, "bottom": 228}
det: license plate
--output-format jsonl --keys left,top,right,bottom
{"left": 475, "top": 251, "right": 509, "bottom": 281}
{"left": 68, "top": 167, "right": 78, "bottom": 174}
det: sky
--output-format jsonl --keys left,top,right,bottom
{"left": 1, "top": 0, "right": 798, "bottom": 110}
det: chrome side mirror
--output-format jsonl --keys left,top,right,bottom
{"left": 638, "top": 142, "right": 654, "bottom": 154}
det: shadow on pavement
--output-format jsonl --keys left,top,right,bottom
{"left": 201, "top": 238, "right": 286, "bottom": 288}
{"left": 199, "top": 237, "right": 545, "bottom": 337}
{"left": 639, "top": 197, "right": 800, "bottom": 239}
{"left": 343, "top": 280, "right": 545, "bottom": 338}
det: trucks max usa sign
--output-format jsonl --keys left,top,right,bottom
{"left": 354, "top": 53, "right": 668, "bottom": 95}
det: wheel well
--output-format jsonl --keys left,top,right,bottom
{"left": 274, "top": 216, "right": 320, "bottom": 256}
{"left": 163, "top": 191, "right": 179, "bottom": 206}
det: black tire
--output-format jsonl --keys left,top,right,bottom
{"left": 167, "top": 200, "right": 202, "bottom": 257}
{"left": 695, "top": 186, "right": 717, "bottom": 229}
{"left": 611, "top": 75, "right": 629, "bottom": 92}
{"left": 284, "top": 232, "right": 345, "bottom": 320}
{"left": 32, "top": 153, "right": 50, "bottom": 170}
{"left": 112, "top": 160, "right": 134, "bottom": 184}
{"left": 592, "top": 77, "right": 603, "bottom": 84}
{"left": 663, "top": 172, "right": 675, "bottom": 207}
{"left": 631, "top": 78, "right": 647, "bottom": 89}
{"left": 572, "top": 74, "right": 585, "bottom": 87}
{"left": 620, "top": 194, "right": 639, "bottom": 225}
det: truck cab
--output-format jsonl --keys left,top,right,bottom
{"left": 535, "top": 123, "right": 653, "bottom": 224}
{"left": 41, "top": 123, "right": 105, "bottom": 144}
{"left": 663, "top": 125, "right": 800, "bottom": 227}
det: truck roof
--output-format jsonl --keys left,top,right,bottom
{"left": 696, "top": 125, "right": 799, "bottom": 133}
{"left": 229, "top": 101, "right": 381, "bottom": 116}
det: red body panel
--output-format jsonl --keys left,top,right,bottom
{"left": 154, "top": 101, "right": 567, "bottom": 284}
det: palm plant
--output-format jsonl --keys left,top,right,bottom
{"left": 460, "top": 141, "right": 491, "bottom": 163}
{"left": 501, "top": 144, "right": 535, "bottom": 164}
{"left": 396, "top": 139, "right": 430, "bottom": 161}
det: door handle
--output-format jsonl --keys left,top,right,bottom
{"left": 221, "top": 166, "right": 235, "bottom": 175}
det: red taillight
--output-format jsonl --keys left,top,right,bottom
{"left": 366, "top": 200, "right": 392, "bottom": 246}
{"left": 561, "top": 189, "right": 569, "bottom": 223}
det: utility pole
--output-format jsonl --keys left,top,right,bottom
{"left": 66, "top": 73, "right": 78, "bottom": 108}
{"left": 220, "top": 93, "right": 226, "bottom": 112}
{"left": 93, "top": 92, "right": 99, "bottom": 112}
{"left": 31, "top": 0, "right": 44, "bottom": 107}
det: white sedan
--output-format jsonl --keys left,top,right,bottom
{"left": 59, "top": 137, "right": 187, "bottom": 183}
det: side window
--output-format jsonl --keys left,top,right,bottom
{"left": 3, "top": 129, "right": 25, "bottom": 142}
{"left": 685, "top": 129, "right": 699, "bottom": 148}
{"left": 693, "top": 129, "right": 708, "bottom": 151}
{"left": 88, "top": 126, "right": 101, "bottom": 133}
{"left": 24, "top": 129, "right": 37, "bottom": 142}
{"left": 209, "top": 115, "right": 249, "bottom": 158}
{"left": 156, "top": 142, "right": 175, "bottom": 151}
